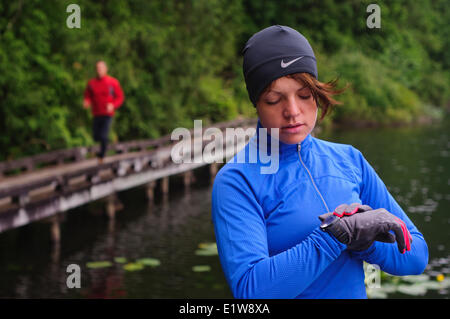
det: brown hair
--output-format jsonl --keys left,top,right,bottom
{"left": 259, "top": 73, "right": 348, "bottom": 120}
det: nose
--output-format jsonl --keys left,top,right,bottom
{"left": 282, "top": 95, "right": 301, "bottom": 119}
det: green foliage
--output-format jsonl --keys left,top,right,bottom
{"left": 323, "top": 50, "right": 422, "bottom": 125}
{"left": 0, "top": 0, "right": 448, "bottom": 160}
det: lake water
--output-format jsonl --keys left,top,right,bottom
{"left": 0, "top": 116, "right": 448, "bottom": 299}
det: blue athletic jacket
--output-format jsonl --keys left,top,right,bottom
{"left": 211, "top": 120, "right": 428, "bottom": 299}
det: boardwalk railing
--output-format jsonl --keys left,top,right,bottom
{"left": 0, "top": 117, "right": 258, "bottom": 234}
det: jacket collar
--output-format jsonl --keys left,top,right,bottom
{"left": 254, "top": 119, "right": 312, "bottom": 160}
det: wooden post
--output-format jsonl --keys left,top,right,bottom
{"left": 161, "top": 176, "right": 169, "bottom": 195}
{"left": 50, "top": 216, "right": 61, "bottom": 243}
{"left": 183, "top": 170, "right": 194, "bottom": 189}
{"left": 210, "top": 163, "right": 219, "bottom": 183}
{"left": 51, "top": 241, "right": 60, "bottom": 263}
{"left": 107, "top": 211, "right": 115, "bottom": 235}
{"left": 106, "top": 194, "right": 116, "bottom": 220}
{"left": 146, "top": 181, "right": 157, "bottom": 202}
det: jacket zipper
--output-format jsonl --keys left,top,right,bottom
{"left": 297, "top": 144, "right": 331, "bottom": 213}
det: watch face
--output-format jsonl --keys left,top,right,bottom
{"left": 321, "top": 214, "right": 338, "bottom": 229}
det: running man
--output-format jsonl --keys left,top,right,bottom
{"left": 83, "top": 60, "right": 124, "bottom": 163}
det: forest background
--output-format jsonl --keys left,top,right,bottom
{"left": 0, "top": 0, "right": 448, "bottom": 161}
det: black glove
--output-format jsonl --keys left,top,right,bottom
{"left": 333, "top": 202, "right": 373, "bottom": 217}
{"left": 319, "top": 203, "right": 412, "bottom": 253}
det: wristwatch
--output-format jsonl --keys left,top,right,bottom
{"left": 320, "top": 213, "right": 340, "bottom": 231}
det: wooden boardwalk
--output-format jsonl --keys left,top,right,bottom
{"left": 0, "top": 118, "right": 257, "bottom": 237}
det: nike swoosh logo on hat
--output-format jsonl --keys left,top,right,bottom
{"left": 281, "top": 56, "right": 304, "bottom": 68}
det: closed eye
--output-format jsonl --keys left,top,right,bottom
{"left": 265, "top": 99, "right": 280, "bottom": 105}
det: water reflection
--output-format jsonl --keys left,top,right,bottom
{"left": 320, "top": 116, "right": 450, "bottom": 298}
{"left": 0, "top": 116, "right": 448, "bottom": 298}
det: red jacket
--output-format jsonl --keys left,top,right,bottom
{"left": 84, "top": 75, "right": 124, "bottom": 116}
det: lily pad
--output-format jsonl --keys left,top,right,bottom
{"left": 86, "top": 261, "right": 113, "bottom": 269}
{"left": 401, "top": 274, "right": 430, "bottom": 283}
{"left": 192, "top": 265, "right": 211, "bottom": 272}
{"left": 442, "top": 278, "right": 450, "bottom": 287}
{"left": 419, "top": 281, "right": 444, "bottom": 290}
{"left": 123, "top": 262, "right": 145, "bottom": 272}
{"left": 366, "top": 288, "right": 388, "bottom": 299}
{"left": 195, "top": 249, "right": 218, "bottom": 256}
{"left": 397, "top": 284, "right": 427, "bottom": 296}
{"left": 379, "top": 283, "right": 397, "bottom": 293}
{"left": 136, "top": 258, "right": 161, "bottom": 267}
{"left": 195, "top": 243, "right": 218, "bottom": 256}
{"left": 198, "top": 242, "right": 216, "bottom": 249}
{"left": 114, "top": 257, "right": 127, "bottom": 264}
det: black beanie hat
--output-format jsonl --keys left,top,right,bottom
{"left": 243, "top": 25, "right": 318, "bottom": 106}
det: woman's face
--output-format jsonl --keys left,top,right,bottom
{"left": 256, "top": 76, "right": 318, "bottom": 144}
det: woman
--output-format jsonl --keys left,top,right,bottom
{"left": 211, "top": 25, "right": 428, "bottom": 299}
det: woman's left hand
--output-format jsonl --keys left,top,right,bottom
{"left": 319, "top": 203, "right": 412, "bottom": 253}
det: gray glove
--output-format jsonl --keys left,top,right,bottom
{"left": 319, "top": 203, "right": 412, "bottom": 253}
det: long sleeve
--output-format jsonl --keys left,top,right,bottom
{"left": 349, "top": 149, "right": 428, "bottom": 275}
{"left": 211, "top": 166, "right": 346, "bottom": 299}
{"left": 112, "top": 79, "right": 124, "bottom": 109}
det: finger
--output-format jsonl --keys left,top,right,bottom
{"left": 389, "top": 222, "right": 407, "bottom": 254}
{"left": 374, "top": 232, "right": 396, "bottom": 243}
{"left": 333, "top": 204, "right": 349, "bottom": 217}
{"left": 348, "top": 203, "right": 360, "bottom": 208}
{"left": 347, "top": 203, "right": 362, "bottom": 214}
{"left": 357, "top": 204, "right": 373, "bottom": 212}
{"left": 393, "top": 216, "right": 412, "bottom": 252}
{"left": 333, "top": 203, "right": 360, "bottom": 217}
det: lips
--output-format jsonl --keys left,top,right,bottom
{"left": 281, "top": 123, "right": 304, "bottom": 133}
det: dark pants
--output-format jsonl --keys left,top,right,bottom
{"left": 93, "top": 116, "right": 112, "bottom": 158}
